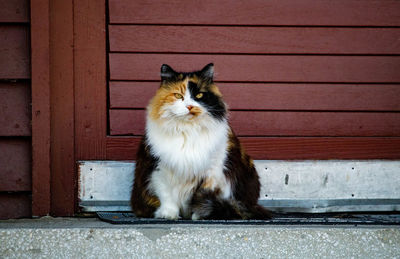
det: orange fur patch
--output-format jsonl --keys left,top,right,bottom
{"left": 149, "top": 79, "right": 188, "bottom": 120}
{"left": 209, "top": 84, "right": 222, "bottom": 97}
{"left": 200, "top": 178, "right": 222, "bottom": 195}
{"left": 201, "top": 178, "right": 214, "bottom": 189}
{"left": 142, "top": 192, "right": 160, "bottom": 208}
{"left": 189, "top": 75, "right": 199, "bottom": 84}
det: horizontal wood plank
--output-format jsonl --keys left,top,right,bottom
{"left": 0, "top": 0, "right": 29, "bottom": 23}
{"left": 0, "top": 139, "right": 31, "bottom": 191}
{"left": 0, "top": 193, "right": 31, "bottom": 219}
{"left": 0, "top": 25, "right": 30, "bottom": 79}
{"left": 110, "top": 82, "right": 400, "bottom": 111}
{"left": 0, "top": 82, "right": 31, "bottom": 136}
{"left": 109, "top": 110, "right": 400, "bottom": 137}
{"left": 106, "top": 136, "right": 400, "bottom": 160}
{"left": 109, "top": 26, "right": 400, "bottom": 55}
{"left": 229, "top": 111, "right": 400, "bottom": 136}
{"left": 106, "top": 136, "right": 142, "bottom": 160}
{"left": 109, "top": 54, "right": 400, "bottom": 83}
{"left": 109, "top": 0, "right": 400, "bottom": 26}
{"left": 239, "top": 137, "right": 400, "bottom": 160}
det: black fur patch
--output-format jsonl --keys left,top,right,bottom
{"left": 224, "top": 130, "right": 260, "bottom": 206}
{"left": 191, "top": 188, "right": 242, "bottom": 220}
{"left": 130, "top": 137, "right": 160, "bottom": 218}
{"left": 187, "top": 81, "right": 226, "bottom": 120}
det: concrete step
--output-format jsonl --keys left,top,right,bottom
{"left": 1, "top": 217, "right": 399, "bottom": 258}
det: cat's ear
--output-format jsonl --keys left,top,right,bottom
{"left": 199, "top": 63, "right": 214, "bottom": 81}
{"left": 160, "top": 64, "right": 177, "bottom": 81}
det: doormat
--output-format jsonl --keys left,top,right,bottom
{"left": 97, "top": 212, "right": 400, "bottom": 225}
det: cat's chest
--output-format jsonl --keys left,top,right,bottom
{"left": 146, "top": 122, "right": 228, "bottom": 174}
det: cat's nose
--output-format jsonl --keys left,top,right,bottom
{"left": 186, "top": 105, "right": 193, "bottom": 111}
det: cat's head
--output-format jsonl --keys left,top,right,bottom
{"left": 148, "top": 63, "right": 227, "bottom": 123}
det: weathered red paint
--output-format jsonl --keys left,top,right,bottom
{"left": 0, "top": 0, "right": 30, "bottom": 23}
{"left": 31, "top": 0, "right": 51, "bottom": 217}
{"left": 0, "top": 194, "right": 31, "bottom": 219}
{"left": 0, "top": 139, "right": 31, "bottom": 191}
{"left": 49, "top": 0, "right": 75, "bottom": 216}
{"left": 0, "top": 0, "right": 32, "bottom": 219}
{"left": 0, "top": 82, "right": 31, "bottom": 136}
{"left": 109, "top": 54, "right": 400, "bottom": 83}
{"left": 109, "top": 0, "right": 400, "bottom": 26}
{"left": 110, "top": 26, "right": 400, "bottom": 55}
{"left": 74, "top": 0, "right": 107, "bottom": 160}
{"left": 0, "top": 25, "right": 30, "bottom": 79}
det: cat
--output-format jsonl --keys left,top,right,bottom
{"left": 130, "top": 63, "right": 272, "bottom": 220}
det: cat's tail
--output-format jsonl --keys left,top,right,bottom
{"left": 191, "top": 189, "right": 273, "bottom": 220}
{"left": 246, "top": 203, "right": 274, "bottom": 220}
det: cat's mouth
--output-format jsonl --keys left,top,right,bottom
{"left": 188, "top": 109, "right": 202, "bottom": 117}
{"left": 179, "top": 106, "right": 203, "bottom": 119}
{"left": 175, "top": 110, "right": 203, "bottom": 121}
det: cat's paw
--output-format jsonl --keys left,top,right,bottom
{"left": 154, "top": 205, "right": 180, "bottom": 220}
{"left": 191, "top": 212, "right": 201, "bottom": 221}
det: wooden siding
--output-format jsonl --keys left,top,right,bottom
{"left": 30, "top": 0, "right": 51, "bottom": 217}
{"left": 48, "top": 0, "right": 75, "bottom": 216}
{"left": 109, "top": 26, "right": 400, "bottom": 55}
{"left": 0, "top": 25, "right": 30, "bottom": 79}
{"left": 0, "top": 0, "right": 30, "bottom": 23}
{"left": 0, "top": 0, "right": 32, "bottom": 219}
{"left": 74, "top": 0, "right": 107, "bottom": 160}
{"left": 0, "top": 139, "right": 31, "bottom": 191}
{"left": 109, "top": 0, "right": 400, "bottom": 26}
{"left": 0, "top": 193, "right": 31, "bottom": 220}
{"left": 110, "top": 54, "right": 400, "bottom": 83}
{"left": 107, "top": 0, "right": 400, "bottom": 160}
{"left": 0, "top": 82, "right": 31, "bottom": 136}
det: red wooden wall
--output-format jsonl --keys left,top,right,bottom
{"left": 0, "top": 0, "right": 32, "bottom": 219}
{"left": 107, "top": 0, "right": 400, "bottom": 160}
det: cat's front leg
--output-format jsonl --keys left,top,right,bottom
{"left": 149, "top": 168, "right": 181, "bottom": 220}
{"left": 154, "top": 203, "right": 180, "bottom": 220}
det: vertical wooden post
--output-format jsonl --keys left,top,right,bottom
{"left": 31, "top": 0, "right": 51, "bottom": 216}
{"left": 49, "top": 0, "right": 76, "bottom": 216}
{"left": 74, "top": 0, "right": 107, "bottom": 160}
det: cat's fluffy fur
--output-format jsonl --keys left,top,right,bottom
{"left": 131, "top": 63, "right": 271, "bottom": 220}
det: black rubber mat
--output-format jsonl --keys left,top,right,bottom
{"left": 97, "top": 212, "right": 400, "bottom": 225}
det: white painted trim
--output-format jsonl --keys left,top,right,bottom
{"left": 78, "top": 160, "right": 400, "bottom": 213}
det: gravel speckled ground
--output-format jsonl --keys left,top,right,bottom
{"left": 0, "top": 217, "right": 399, "bottom": 258}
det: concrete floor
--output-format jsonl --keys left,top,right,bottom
{"left": 0, "top": 217, "right": 399, "bottom": 259}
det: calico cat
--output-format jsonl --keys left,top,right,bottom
{"left": 130, "top": 63, "right": 271, "bottom": 220}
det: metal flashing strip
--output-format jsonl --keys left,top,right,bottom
{"left": 80, "top": 199, "right": 400, "bottom": 213}
{"left": 97, "top": 212, "right": 400, "bottom": 225}
{"left": 259, "top": 199, "right": 400, "bottom": 213}
{"left": 79, "top": 160, "right": 400, "bottom": 213}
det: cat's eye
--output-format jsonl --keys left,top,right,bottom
{"left": 196, "top": 93, "right": 203, "bottom": 99}
{"left": 174, "top": 93, "right": 183, "bottom": 99}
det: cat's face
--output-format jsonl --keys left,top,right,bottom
{"left": 148, "top": 63, "right": 227, "bottom": 123}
